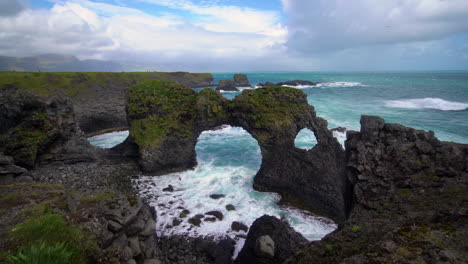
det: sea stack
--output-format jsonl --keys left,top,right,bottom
{"left": 216, "top": 79, "right": 239, "bottom": 92}
{"left": 233, "top": 73, "right": 251, "bottom": 87}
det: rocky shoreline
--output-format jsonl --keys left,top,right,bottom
{"left": 1, "top": 75, "right": 467, "bottom": 263}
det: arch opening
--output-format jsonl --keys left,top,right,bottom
{"left": 134, "top": 125, "right": 336, "bottom": 257}
{"left": 87, "top": 130, "right": 129, "bottom": 149}
{"left": 294, "top": 128, "right": 317, "bottom": 150}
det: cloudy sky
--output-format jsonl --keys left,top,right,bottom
{"left": 0, "top": 0, "right": 467, "bottom": 71}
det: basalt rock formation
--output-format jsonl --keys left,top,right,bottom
{"left": 125, "top": 81, "right": 351, "bottom": 221}
{"left": 286, "top": 116, "right": 468, "bottom": 263}
{"left": 0, "top": 87, "right": 96, "bottom": 170}
{"left": 257, "top": 80, "right": 317, "bottom": 87}
{"left": 233, "top": 73, "right": 251, "bottom": 87}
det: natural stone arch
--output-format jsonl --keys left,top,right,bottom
{"left": 124, "top": 80, "right": 352, "bottom": 222}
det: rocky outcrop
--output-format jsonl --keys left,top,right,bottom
{"left": 216, "top": 80, "right": 239, "bottom": 92}
{"left": 233, "top": 74, "right": 250, "bottom": 87}
{"left": 126, "top": 81, "right": 229, "bottom": 174}
{"left": 286, "top": 115, "right": 468, "bottom": 264}
{"left": 0, "top": 182, "right": 161, "bottom": 264}
{"left": 257, "top": 80, "right": 317, "bottom": 87}
{"left": 235, "top": 215, "right": 307, "bottom": 264}
{"left": 126, "top": 82, "right": 351, "bottom": 221}
{"left": 0, "top": 87, "right": 97, "bottom": 169}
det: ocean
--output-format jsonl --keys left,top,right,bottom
{"left": 88, "top": 71, "right": 468, "bottom": 256}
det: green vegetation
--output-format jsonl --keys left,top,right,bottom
{"left": 0, "top": 71, "right": 213, "bottom": 97}
{"left": 127, "top": 80, "right": 198, "bottom": 148}
{"left": 81, "top": 192, "right": 118, "bottom": 205}
{"left": 1, "top": 111, "right": 54, "bottom": 168}
{"left": 400, "top": 188, "right": 412, "bottom": 195}
{"left": 324, "top": 244, "right": 334, "bottom": 255}
{"left": 8, "top": 242, "right": 72, "bottom": 264}
{"left": 8, "top": 213, "right": 96, "bottom": 264}
{"left": 351, "top": 225, "right": 362, "bottom": 233}
{"left": 232, "top": 86, "right": 310, "bottom": 143}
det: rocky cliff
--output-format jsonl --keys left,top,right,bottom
{"left": 0, "top": 71, "right": 214, "bottom": 134}
{"left": 285, "top": 116, "right": 467, "bottom": 263}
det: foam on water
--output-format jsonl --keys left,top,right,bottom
{"left": 87, "top": 130, "right": 129, "bottom": 149}
{"left": 133, "top": 125, "right": 336, "bottom": 257}
{"left": 315, "top": 82, "right": 364, "bottom": 88}
{"left": 384, "top": 98, "right": 468, "bottom": 111}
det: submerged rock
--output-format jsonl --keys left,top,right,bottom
{"left": 231, "top": 221, "right": 248, "bottom": 233}
{"left": 188, "top": 214, "right": 205, "bottom": 227}
{"left": 225, "top": 204, "right": 236, "bottom": 211}
{"left": 210, "top": 194, "right": 226, "bottom": 199}
{"left": 205, "top": 210, "right": 224, "bottom": 221}
{"left": 257, "top": 80, "right": 317, "bottom": 87}
{"left": 162, "top": 184, "right": 174, "bottom": 192}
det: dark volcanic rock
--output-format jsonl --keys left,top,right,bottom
{"left": 0, "top": 87, "right": 97, "bottom": 169}
{"left": 205, "top": 210, "right": 224, "bottom": 221}
{"left": 195, "top": 237, "right": 235, "bottom": 264}
{"left": 225, "top": 204, "right": 236, "bottom": 211}
{"left": 162, "top": 184, "right": 174, "bottom": 192}
{"left": 188, "top": 214, "right": 205, "bottom": 227}
{"left": 216, "top": 79, "right": 239, "bottom": 92}
{"left": 235, "top": 215, "right": 307, "bottom": 264}
{"left": 330, "top": 126, "right": 347, "bottom": 133}
{"left": 233, "top": 74, "right": 250, "bottom": 87}
{"left": 287, "top": 115, "right": 468, "bottom": 264}
{"left": 210, "top": 194, "right": 226, "bottom": 199}
{"left": 126, "top": 84, "right": 351, "bottom": 221}
{"left": 231, "top": 221, "right": 248, "bottom": 232}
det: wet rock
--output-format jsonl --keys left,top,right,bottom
{"left": 188, "top": 214, "right": 205, "bottom": 227}
{"left": 162, "top": 184, "right": 174, "bottom": 192}
{"left": 231, "top": 221, "right": 248, "bottom": 233}
{"left": 210, "top": 194, "right": 225, "bottom": 199}
{"left": 255, "top": 235, "right": 275, "bottom": 258}
{"left": 180, "top": 209, "right": 190, "bottom": 218}
{"left": 225, "top": 204, "right": 236, "bottom": 211}
{"left": 172, "top": 218, "right": 182, "bottom": 226}
{"left": 205, "top": 211, "right": 223, "bottom": 221}
{"left": 204, "top": 217, "right": 217, "bottom": 222}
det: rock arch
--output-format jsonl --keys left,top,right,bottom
{"left": 123, "top": 80, "right": 351, "bottom": 221}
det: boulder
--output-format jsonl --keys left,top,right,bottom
{"left": 233, "top": 74, "right": 250, "bottom": 87}
{"left": 255, "top": 235, "right": 275, "bottom": 258}
{"left": 216, "top": 80, "right": 239, "bottom": 92}
{"left": 231, "top": 221, "right": 248, "bottom": 232}
{"left": 235, "top": 215, "right": 307, "bottom": 264}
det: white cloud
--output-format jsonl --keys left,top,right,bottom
{"left": 0, "top": 0, "right": 287, "bottom": 70}
{"left": 282, "top": 0, "right": 468, "bottom": 53}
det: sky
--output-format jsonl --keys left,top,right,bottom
{"left": 0, "top": 0, "right": 467, "bottom": 71}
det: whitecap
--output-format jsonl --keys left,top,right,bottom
{"left": 384, "top": 98, "right": 468, "bottom": 111}
{"left": 315, "top": 82, "right": 364, "bottom": 88}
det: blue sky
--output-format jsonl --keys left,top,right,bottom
{"left": 0, "top": 0, "right": 467, "bottom": 71}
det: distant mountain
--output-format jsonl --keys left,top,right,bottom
{"left": 0, "top": 54, "right": 124, "bottom": 72}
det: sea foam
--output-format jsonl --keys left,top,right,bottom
{"left": 134, "top": 125, "right": 336, "bottom": 257}
{"left": 384, "top": 98, "right": 468, "bottom": 111}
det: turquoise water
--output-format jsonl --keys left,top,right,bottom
{"left": 214, "top": 71, "right": 468, "bottom": 143}
{"left": 89, "top": 71, "right": 467, "bottom": 257}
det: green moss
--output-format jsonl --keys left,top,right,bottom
{"left": 400, "top": 188, "right": 412, "bottom": 195}
{"left": 0, "top": 71, "right": 213, "bottom": 97}
{"left": 324, "top": 244, "right": 334, "bottom": 255}
{"left": 351, "top": 225, "right": 362, "bottom": 233}
{"left": 232, "top": 86, "right": 310, "bottom": 142}
{"left": 125, "top": 194, "right": 137, "bottom": 206}
{"left": 127, "top": 80, "right": 197, "bottom": 148}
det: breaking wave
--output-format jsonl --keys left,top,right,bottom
{"left": 384, "top": 98, "right": 468, "bottom": 111}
